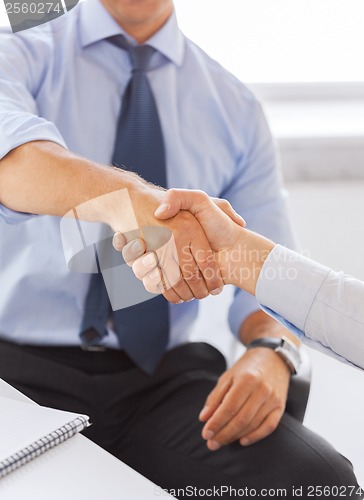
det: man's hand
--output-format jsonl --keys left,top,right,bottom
{"left": 0, "top": 142, "right": 229, "bottom": 303}
{"left": 116, "top": 186, "right": 236, "bottom": 302}
{"left": 117, "top": 188, "right": 296, "bottom": 449}
{"left": 116, "top": 188, "right": 277, "bottom": 297}
{"left": 154, "top": 189, "right": 246, "bottom": 252}
{"left": 199, "top": 345, "right": 290, "bottom": 449}
{"left": 197, "top": 310, "right": 299, "bottom": 450}
{"left": 114, "top": 189, "right": 247, "bottom": 299}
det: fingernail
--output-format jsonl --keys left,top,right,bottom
{"left": 208, "top": 440, "right": 221, "bottom": 451}
{"left": 177, "top": 300, "right": 184, "bottom": 304}
{"left": 132, "top": 239, "right": 143, "bottom": 253}
{"left": 142, "top": 253, "right": 155, "bottom": 267}
{"left": 240, "top": 438, "right": 249, "bottom": 446}
{"left": 113, "top": 232, "right": 124, "bottom": 249}
{"left": 199, "top": 406, "right": 209, "bottom": 420}
{"left": 202, "top": 429, "right": 214, "bottom": 440}
{"left": 210, "top": 287, "right": 223, "bottom": 296}
{"left": 155, "top": 203, "right": 170, "bottom": 217}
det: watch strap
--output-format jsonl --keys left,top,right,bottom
{"left": 246, "top": 336, "right": 301, "bottom": 375}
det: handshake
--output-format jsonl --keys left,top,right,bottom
{"left": 112, "top": 189, "right": 275, "bottom": 302}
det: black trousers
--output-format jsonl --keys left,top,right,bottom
{"left": 0, "top": 340, "right": 361, "bottom": 499}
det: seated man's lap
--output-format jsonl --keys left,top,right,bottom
{"left": 117, "top": 366, "right": 359, "bottom": 499}
{"left": 0, "top": 340, "right": 360, "bottom": 499}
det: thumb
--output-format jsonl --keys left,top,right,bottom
{"left": 211, "top": 198, "right": 246, "bottom": 227}
{"left": 154, "top": 189, "right": 209, "bottom": 220}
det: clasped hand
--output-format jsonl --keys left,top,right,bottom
{"left": 112, "top": 189, "right": 289, "bottom": 451}
{"left": 114, "top": 189, "right": 246, "bottom": 299}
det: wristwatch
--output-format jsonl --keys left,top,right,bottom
{"left": 246, "top": 336, "right": 302, "bottom": 375}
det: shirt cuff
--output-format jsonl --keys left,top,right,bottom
{"left": 256, "top": 245, "right": 331, "bottom": 331}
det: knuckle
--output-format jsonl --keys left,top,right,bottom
{"left": 217, "top": 373, "right": 230, "bottom": 387}
{"left": 216, "top": 198, "right": 230, "bottom": 210}
{"left": 235, "top": 413, "right": 250, "bottom": 429}
{"left": 194, "top": 291, "right": 210, "bottom": 300}
{"left": 204, "top": 394, "right": 213, "bottom": 406}
{"left": 171, "top": 277, "right": 186, "bottom": 292}
{"left": 124, "top": 256, "right": 135, "bottom": 270}
{"left": 265, "top": 421, "right": 279, "bottom": 435}
{"left": 271, "top": 392, "right": 285, "bottom": 409}
{"left": 196, "top": 190, "right": 209, "bottom": 202}
{"left": 205, "top": 275, "right": 223, "bottom": 291}
{"left": 131, "top": 264, "right": 143, "bottom": 280}
{"left": 184, "top": 271, "right": 203, "bottom": 286}
{"left": 243, "top": 370, "right": 262, "bottom": 385}
{"left": 148, "top": 270, "right": 162, "bottom": 285}
{"left": 122, "top": 249, "right": 133, "bottom": 266}
{"left": 223, "top": 403, "right": 238, "bottom": 420}
{"left": 163, "top": 292, "right": 181, "bottom": 305}
{"left": 260, "top": 383, "right": 273, "bottom": 400}
{"left": 143, "top": 279, "right": 159, "bottom": 294}
{"left": 195, "top": 249, "right": 215, "bottom": 267}
{"left": 207, "top": 419, "right": 219, "bottom": 430}
{"left": 221, "top": 198, "right": 231, "bottom": 209}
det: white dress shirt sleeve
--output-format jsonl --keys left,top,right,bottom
{"left": 256, "top": 245, "right": 364, "bottom": 370}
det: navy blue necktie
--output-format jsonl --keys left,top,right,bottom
{"left": 80, "top": 36, "right": 169, "bottom": 374}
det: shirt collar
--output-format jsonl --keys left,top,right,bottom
{"left": 80, "top": 0, "right": 184, "bottom": 67}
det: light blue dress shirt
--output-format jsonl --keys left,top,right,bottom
{"left": 0, "top": 0, "right": 296, "bottom": 348}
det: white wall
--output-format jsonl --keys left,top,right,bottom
{"left": 288, "top": 181, "right": 364, "bottom": 486}
{"left": 191, "top": 181, "right": 364, "bottom": 486}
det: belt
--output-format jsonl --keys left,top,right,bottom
{"left": 80, "top": 328, "right": 108, "bottom": 352}
{"left": 0, "top": 336, "right": 134, "bottom": 375}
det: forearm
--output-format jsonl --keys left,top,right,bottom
{"left": 0, "top": 140, "right": 147, "bottom": 226}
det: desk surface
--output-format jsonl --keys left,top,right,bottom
{"left": 0, "top": 379, "right": 174, "bottom": 500}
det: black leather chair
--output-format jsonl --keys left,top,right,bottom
{"left": 286, "top": 348, "right": 312, "bottom": 423}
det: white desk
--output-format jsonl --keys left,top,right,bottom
{"left": 0, "top": 379, "right": 174, "bottom": 500}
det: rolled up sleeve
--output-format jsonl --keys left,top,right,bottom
{"left": 0, "top": 29, "right": 67, "bottom": 223}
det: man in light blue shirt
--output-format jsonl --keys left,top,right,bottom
{"left": 0, "top": 0, "right": 359, "bottom": 495}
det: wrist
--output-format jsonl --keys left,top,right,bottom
{"left": 246, "top": 336, "right": 302, "bottom": 375}
{"left": 218, "top": 228, "right": 275, "bottom": 294}
{"left": 70, "top": 167, "right": 149, "bottom": 232}
{"left": 126, "top": 181, "right": 167, "bottom": 230}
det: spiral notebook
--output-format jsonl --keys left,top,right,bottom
{"left": 0, "top": 395, "right": 90, "bottom": 479}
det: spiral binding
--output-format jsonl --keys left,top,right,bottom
{"left": 0, "top": 416, "right": 89, "bottom": 479}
